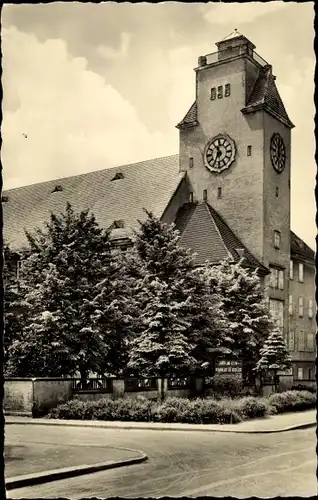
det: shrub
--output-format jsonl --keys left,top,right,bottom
{"left": 207, "top": 374, "right": 243, "bottom": 399}
{"left": 268, "top": 390, "right": 316, "bottom": 414}
{"left": 236, "top": 396, "right": 270, "bottom": 419}
{"left": 291, "top": 384, "right": 316, "bottom": 394}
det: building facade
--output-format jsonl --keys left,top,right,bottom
{"left": 3, "top": 31, "right": 316, "bottom": 381}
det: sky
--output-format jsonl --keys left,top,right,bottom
{"left": 1, "top": 2, "right": 316, "bottom": 248}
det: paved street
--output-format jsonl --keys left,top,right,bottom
{"left": 6, "top": 423, "right": 317, "bottom": 498}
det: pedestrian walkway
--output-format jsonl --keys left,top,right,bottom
{"left": 6, "top": 409, "right": 316, "bottom": 433}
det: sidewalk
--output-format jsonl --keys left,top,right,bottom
{"left": 5, "top": 443, "right": 147, "bottom": 490}
{"left": 6, "top": 409, "right": 316, "bottom": 433}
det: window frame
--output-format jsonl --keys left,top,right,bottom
{"left": 288, "top": 295, "right": 293, "bottom": 316}
{"left": 211, "top": 87, "right": 216, "bottom": 100}
{"left": 308, "top": 299, "right": 313, "bottom": 319}
{"left": 298, "top": 296, "right": 304, "bottom": 317}
{"left": 224, "top": 83, "right": 231, "bottom": 97}
{"left": 217, "top": 86, "right": 223, "bottom": 99}
{"left": 274, "top": 230, "right": 281, "bottom": 249}
{"left": 289, "top": 260, "right": 293, "bottom": 280}
{"left": 297, "top": 367, "right": 304, "bottom": 380}
{"left": 247, "top": 145, "right": 252, "bottom": 157}
{"left": 298, "top": 262, "right": 304, "bottom": 283}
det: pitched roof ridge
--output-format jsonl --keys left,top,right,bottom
{"left": 203, "top": 202, "right": 232, "bottom": 260}
{"left": 3, "top": 153, "right": 180, "bottom": 193}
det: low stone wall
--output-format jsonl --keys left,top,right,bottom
{"left": 4, "top": 378, "right": 73, "bottom": 416}
{"left": 33, "top": 378, "right": 73, "bottom": 416}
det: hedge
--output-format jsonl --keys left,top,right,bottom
{"left": 47, "top": 390, "right": 315, "bottom": 424}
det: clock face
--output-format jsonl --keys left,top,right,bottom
{"left": 270, "top": 133, "right": 286, "bottom": 173}
{"left": 204, "top": 134, "right": 236, "bottom": 173}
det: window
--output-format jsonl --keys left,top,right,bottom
{"left": 297, "top": 367, "right": 303, "bottom": 380}
{"left": 269, "top": 267, "right": 284, "bottom": 290}
{"left": 288, "top": 331, "right": 295, "bottom": 351}
{"left": 51, "top": 185, "right": 63, "bottom": 193}
{"left": 2, "top": 195, "right": 9, "bottom": 202}
{"left": 217, "top": 187, "right": 222, "bottom": 199}
{"left": 269, "top": 299, "right": 284, "bottom": 329}
{"left": 298, "top": 330, "right": 305, "bottom": 351}
{"left": 217, "top": 86, "right": 223, "bottom": 99}
{"left": 113, "top": 220, "right": 124, "bottom": 229}
{"left": 308, "top": 299, "right": 313, "bottom": 319}
{"left": 224, "top": 83, "right": 231, "bottom": 97}
{"left": 189, "top": 192, "right": 194, "bottom": 203}
{"left": 306, "top": 332, "right": 314, "bottom": 352}
{"left": 274, "top": 230, "right": 281, "bottom": 249}
{"left": 211, "top": 87, "right": 216, "bottom": 100}
{"left": 308, "top": 368, "right": 315, "bottom": 380}
{"left": 189, "top": 157, "right": 194, "bottom": 169}
{"left": 203, "top": 189, "right": 207, "bottom": 201}
{"left": 111, "top": 172, "right": 124, "bottom": 181}
{"left": 289, "top": 260, "right": 293, "bottom": 280}
{"left": 275, "top": 187, "right": 279, "bottom": 197}
{"left": 247, "top": 145, "right": 252, "bottom": 157}
{"left": 298, "top": 297, "right": 304, "bottom": 317}
{"left": 288, "top": 295, "right": 293, "bottom": 316}
{"left": 298, "top": 262, "right": 304, "bottom": 282}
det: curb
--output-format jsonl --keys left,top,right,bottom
{"left": 6, "top": 451, "right": 148, "bottom": 490}
{"left": 5, "top": 419, "right": 316, "bottom": 434}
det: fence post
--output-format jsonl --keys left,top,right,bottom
{"left": 112, "top": 379, "right": 125, "bottom": 399}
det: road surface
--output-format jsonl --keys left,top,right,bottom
{"left": 6, "top": 423, "right": 317, "bottom": 498}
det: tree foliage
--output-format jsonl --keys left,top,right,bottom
{"left": 255, "top": 329, "right": 291, "bottom": 373}
{"left": 5, "top": 203, "right": 130, "bottom": 379}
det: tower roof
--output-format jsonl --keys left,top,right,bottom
{"left": 221, "top": 29, "right": 244, "bottom": 41}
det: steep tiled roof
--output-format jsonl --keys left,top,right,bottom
{"left": 175, "top": 201, "right": 268, "bottom": 273}
{"left": 176, "top": 102, "right": 197, "bottom": 129}
{"left": 290, "top": 231, "right": 315, "bottom": 264}
{"left": 3, "top": 155, "right": 183, "bottom": 250}
{"left": 242, "top": 66, "right": 294, "bottom": 128}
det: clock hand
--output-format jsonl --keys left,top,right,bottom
{"left": 211, "top": 147, "right": 221, "bottom": 168}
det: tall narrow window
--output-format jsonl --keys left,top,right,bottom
{"left": 211, "top": 87, "right": 216, "bottom": 100}
{"left": 189, "top": 157, "right": 194, "bottom": 169}
{"left": 247, "top": 145, "right": 252, "bottom": 156}
{"left": 275, "top": 187, "right": 279, "bottom": 197}
{"left": 298, "top": 262, "right": 304, "bottom": 282}
{"left": 224, "top": 83, "right": 231, "bottom": 97}
{"left": 307, "top": 332, "right": 314, "bottom": 351}
{"left": 308, "top": 299, "right": 313, "bottom": 319}
{"left": 278, "top": 270, "right": 284, "bottom": 290}
{"left": 289, "top": 260, "right": 293, "bottom": 280}
{"left": 269, "top": 299, "right": 284, "bottom": 329}
{"left": 298, "top": 296, "right": 304, "bottom": 317}
{"left": 189, "top": 192, "right": 194, "bottom": 203}
{"left": 203, "top": 189, "right": 207, "bottom": 201}
{"left": 288, "top": 295, "right": 293, "bottom": 316}
{"left": 298, "top": 330, "right": 305, "bottom": 351}
{"left": 217, "top": 187, "right": 222, "bottom": 199}
{"left": 217, "top": 86, "right": 223, "bottom": 99}
{"left": 274, "top": 230, "right": 281, "bottom": 249}
{"left": 297, "top": 367, "right": 303, "bottom": 380}
{"left": 288, "top": 331, "right": 295, "bottom": 351}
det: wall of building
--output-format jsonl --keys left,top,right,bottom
{"left": 161, "top": 177, "right": 191, "bottom": 225}
{"left": 289, "top": 259, "right": 316, "bottom": 379}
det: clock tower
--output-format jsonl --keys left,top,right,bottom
{"left": 176, "top": 30, "right": 294, "bottom": 340}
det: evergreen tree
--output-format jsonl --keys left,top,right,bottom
{"left": 204, "top": 258, "right": 276, "bottom": 383}
{"left": 5, "top": 203, "right": 129, "bottom": 380}
{"left": 3, "top": 245, "right": 28, "bottom": 364}
{"left": 124, "top": 210, "right": 226, "bottom": 387}
{"left": 255, "top": 329, "right": 291, "bottom": 387}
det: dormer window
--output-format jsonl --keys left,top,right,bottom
{"left": 111, "top": 172, "right": 124, "bottom": 181}
{"left": 51, "top": 185, "right": 63, "bottom": 193}
{"left": 1, "top": 195, "right": 9, "bottom": 202}
{"left": 113, "top": 220, "right": 124, "bottom": 229}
